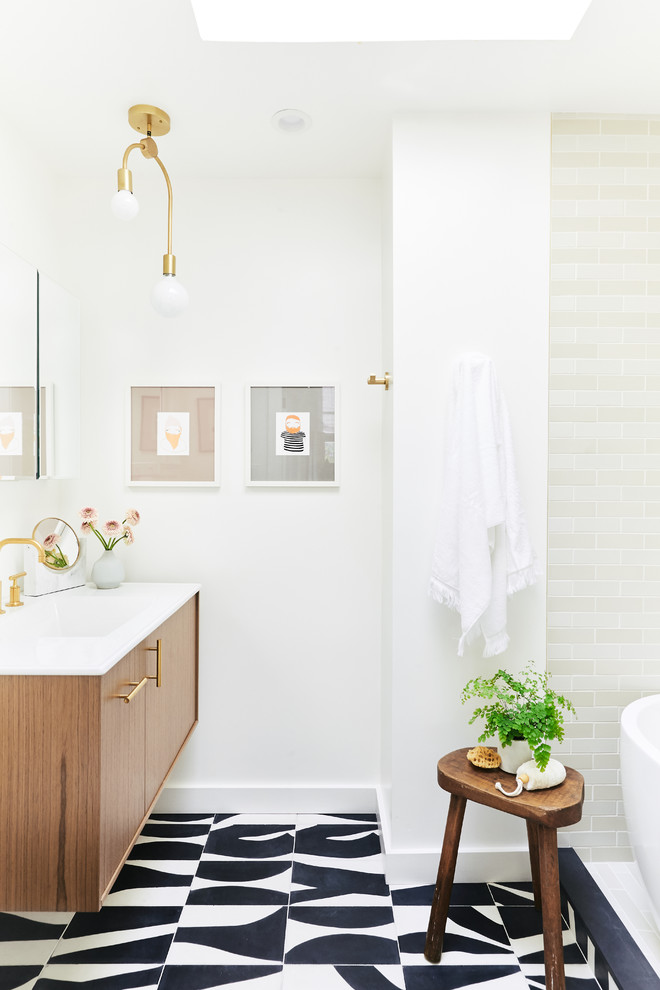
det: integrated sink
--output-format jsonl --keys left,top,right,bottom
{"left": 0, "top": 582, "right": 200, "bottom": 675}
{"left": 1, "top": 592, "right": 154, "bottom": 639}
{"left": 38, "top": 595, "right": 154, "bottom": 638}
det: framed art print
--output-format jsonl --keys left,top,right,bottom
{"left": 247, "top": 384, "right": 338, "bottom": 486}
{"left": 128, "top": 385, "right": 219, "bottom": 486}
{"left": 0, "top": 386, "right": 37, "bottom": 480}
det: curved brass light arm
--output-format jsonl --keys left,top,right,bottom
{"left": 117, "top": 139, "right": 176, "bottom": 275}
{"left": 153, "top": 154, "right": 175, "bottom": 273}
{"left": 117, "top": 142, "right": 145, "bottom": 194}
{"left": 122, "top": 142, "right": 145, "bottom": 170}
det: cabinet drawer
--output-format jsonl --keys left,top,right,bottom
{"left": 100, "top": 644, "right": 147, "bottom": 897}
{"left": 145, "top": 596, "right": 198, "bottom": 803}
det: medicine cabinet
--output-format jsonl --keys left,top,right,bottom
{"left": 0, "top": 242, "right": 80, "bottom": 480}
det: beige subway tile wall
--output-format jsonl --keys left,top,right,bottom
{"left": 550, "top": 114, "right": 660, "bottom": 862}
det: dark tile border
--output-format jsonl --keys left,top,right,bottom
{"left": 559, "top": 848, "right": 660, "bottom": 990}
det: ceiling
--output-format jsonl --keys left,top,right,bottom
{"left": 2, "top": 0, "right": 660, "bottom": 180}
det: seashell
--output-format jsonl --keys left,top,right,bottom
{"left": 467, "top": 746, "right": 502, "bottom": 769}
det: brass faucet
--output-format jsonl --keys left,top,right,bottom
{"left": 0, "top": 539, "right": 46, "bottom": 613}
{"left": 0, "top": 537, "right": 46, "bottom": 561}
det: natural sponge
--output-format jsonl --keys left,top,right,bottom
{"left": 467, "top": 746, "right": 502, "bottom": 769}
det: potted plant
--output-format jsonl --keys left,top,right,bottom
{"left": 460, "top": 662, "right": 576, "bottom": 772}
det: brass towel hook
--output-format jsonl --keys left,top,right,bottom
{"left": 367, "top": 373, "right": 391, "bottom": 390}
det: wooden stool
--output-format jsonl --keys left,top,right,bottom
{"left": 424, "top": 748, "right": 584, "bottom": 990}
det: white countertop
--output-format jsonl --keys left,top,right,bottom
{"left": 0, "top": 582, "right": 200, "bottom": 675}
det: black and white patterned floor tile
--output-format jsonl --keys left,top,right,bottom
{"left": 488, "top": 882, "right": 602, "bottom": 987}
{"left": 392, "top": 883, "right": 528, "bottom": 990}
{"left": 394, "top": 904, "right": 518, "bottom": 967}
{"left": 46, "top": 907, "right": 181, "bottom": 965}
{"left": 103, "top": 815, "right": 216, "bottom": 909}
{"left": 0, "top": 813, "right": 613, "bottom": 990}
{"left": 0, "top": 912, "right": 73, "bottom": 990}
{"left": 284, "top": 906, "right": 400, "bottom": 964}
{"left": 487, "top": 885, "right": 536, "bottom": 909}
{"left": 282, "top": 964, "right": 406, "bottom": 988}
{"left": 160, "top": 965, "right": 283, "bottom": 989}
{"left": 495, "top": 902, "right": 602, "bottom": 990}
{"left": 291, "top": 816, "right": 389, "bottom": 910}
{"left": 168, "top": 905, "right": 288, "bottom": 965}
{"left": 201, "top": 816, "right": 296, "bottom": 863}
{"left": 188, "top": 859, "right": 293, "bottom": 907}
{"left": 30, "top": 963, "right": 164, "bottom": 989}
{"left": 131, "top": 815, "right": 214, "bottom": 863}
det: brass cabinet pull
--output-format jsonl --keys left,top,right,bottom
{"left": 146, "top": 639, "right": 162, "bottom": 687}
{"left": 118, "top": 675, "right": 149, "bottom": 703}
{"left": 117, "top": 638, "right": 162, "bottom": 702}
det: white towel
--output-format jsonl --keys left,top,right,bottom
{"left": 429, "top": 353, "right": 538, "bottom": 657}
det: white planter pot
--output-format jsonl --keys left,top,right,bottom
{"left": 91, "top": 549, "right": 125, "bottom": 590}
{"left": 499, "top": 739, "right": 534, "bottom": 774}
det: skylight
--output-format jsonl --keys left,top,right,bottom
{"left": 190, "top": 0, "right": 593, "bottom": 43}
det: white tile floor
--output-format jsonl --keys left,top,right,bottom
{"left": 588, "top": 860, "right": 660, "bottom": 977}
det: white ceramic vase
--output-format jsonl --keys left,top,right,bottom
{"left": 499, "top": 738, "right": 534, "bottom": 774}
{"left": 91, "top": 549, "right": 125, "bottom": 590}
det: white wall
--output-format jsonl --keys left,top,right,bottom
{"left": 59, "top": 173, "right": 384, "bottom": 803}
{"left": 384, "top": 114, "right": 550, "bottom": 880}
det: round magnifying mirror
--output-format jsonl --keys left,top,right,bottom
{"left": 32, "top": 517, "right": 81, "bottom": 572}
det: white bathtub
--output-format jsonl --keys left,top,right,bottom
{"left": 621, "top": 694, "right": 660, "bottom": 930}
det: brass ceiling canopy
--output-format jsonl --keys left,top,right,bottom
{"left": 127, "top": 104, "right": 170, "bottom": 137}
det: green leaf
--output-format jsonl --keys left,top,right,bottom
{"left": 460, "top": 661, "right": 576, "bottom": 770}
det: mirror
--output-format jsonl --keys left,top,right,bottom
{"left": 0, "top": 242, "right": 38, "bottom": 479}
{"left": 38, "top": 274, "right": 81, "bottom": 479}
{"left": 32, "top": 517, "right": 81, "bottom": 572}
{"left": 0, "top": 240, "right": 81, "bottom": 481}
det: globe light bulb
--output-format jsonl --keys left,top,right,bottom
{"left": 111, "top": 189, "right": 139, "bottom": 220}
{"left": 151, "top": 274, "right": 189, "bottom": 317}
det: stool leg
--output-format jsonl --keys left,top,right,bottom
{"left": 526, "top": 821, "right": 542, "bottom": 910}
{"left": 424, "top": 794, "right": 467, "bottom": 963}
{"left": 536, "top": 824, "right": 566, "bottom": 990}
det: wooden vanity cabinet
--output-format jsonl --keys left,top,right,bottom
{"left": 0, "top": 593, "right": 198, "bottom": 913}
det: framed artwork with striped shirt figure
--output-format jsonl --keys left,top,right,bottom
{"left": 247, "top": 385, "right": 338, "bottom": 487}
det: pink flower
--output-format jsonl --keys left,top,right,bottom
{"left": 79, "top": 506, "right": 141, "bottom": 549}
{"left": 42, "top": 533, "right": 58, "bottom": 551}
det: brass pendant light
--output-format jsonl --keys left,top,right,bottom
{"left": 112, "top": 105, "right": 188, "bottom": 317}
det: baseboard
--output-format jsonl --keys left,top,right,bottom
{"left": 382, "top": 847, "right": 533, "bottom": 886}
{"left": 155, "top": 784, "right": 378, "bottom": 815}
{"left": 375, "top": 786, "right": 531, "bottom": 886}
